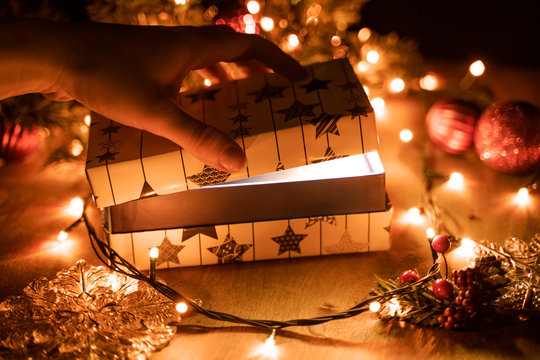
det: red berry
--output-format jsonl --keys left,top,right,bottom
{"left": 432, "top": 235, "right": 451, "bottom": 253}
{"left": 444, "top": 322, "right": 454, "bottom": 330}
{"left": 438, "top": 315, "right": 446, "bottom": 324}
{"left": 433, "top": 279, "right": 454, "bottom": 299}
{"left": 399, "top": 270, "right": 420, "bottom": 285}
{"left": 443, "top": 307, "right": 455, "bottom": 317}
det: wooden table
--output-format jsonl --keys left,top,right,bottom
{"left": 1, "top": 62, "right": 539, "bottom": 359}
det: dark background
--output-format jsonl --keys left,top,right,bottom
{"left": 2, "top": 0, "right": 539, "bottom": 67}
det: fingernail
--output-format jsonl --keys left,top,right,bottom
{"left": 219, "top": 146, "right": 247, "bottom": 172}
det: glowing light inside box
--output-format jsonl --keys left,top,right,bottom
{"left": 514, "top": 187, "right": 530, "bottom": 207}
{"left": 206, "top": 152, "right": 384, "bottom": 188}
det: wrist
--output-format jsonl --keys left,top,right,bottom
{"left": 0, "top": 19, "right": 67, "bottom": 99}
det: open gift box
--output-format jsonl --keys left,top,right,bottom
{"left": 86, "top": 58, "right": 392, "bottom": 269}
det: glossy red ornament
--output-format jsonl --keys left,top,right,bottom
{"left": 425, "top": 98, "right": 480, "bottom": 155}
{"left": 0, "top": 122, "right": 41, "bottom": 162}
{"left": 431, "top": 235, "right": 451, "bottom": 253}
{"left": 474, "top": 101, "right": 540, "bottom": 174}
{"left": 399, "top": 270, "right": 420, "bottom": 285}
{"left": 432, "top": 279, "right": 454, "bottom": 299}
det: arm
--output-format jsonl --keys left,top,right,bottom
{"left": 0, "top": 19, "right": 307, "bottom": 172}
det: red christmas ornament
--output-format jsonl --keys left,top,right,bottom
{"left": 399, "top": 270, "right": 420, "bottom": 285}
{"left": 474, "top": 101, "right": 540, "bottom": 174}
{"left": 0, "top": 122, "right": 41, "bottom": 162}
{"left": 431, "top": 235, "right": 451, "bottom": 253}
{"left": 425, "top": 98, "right": 479, "bottom": 155}
{"left": 432, "top": 279, "right": 454, "bottom": 299}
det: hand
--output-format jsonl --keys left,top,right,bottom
{"left": 0, "top": 20, "right": 307, "bottom": 172}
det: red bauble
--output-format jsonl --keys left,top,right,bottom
{"left": 474, "top": 102, "right": 540, "bottom": 174}
{"left": 433, "top": 279, "right": 454, "bottom": 299}
{"left": 426, "top": 99, "right": 480, "bottom": 155}
{"left": 399, "top": 270, "right": 420, "bottom": 285}
{"left": 432, "top": 235, "right": 451, "bottom": 253}
{"left": 0, "top": 122, "right": 41, "bottom": 162}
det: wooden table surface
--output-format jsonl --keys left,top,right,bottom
{"left": 1, "top": 62, "right": 539, "bottom": 359}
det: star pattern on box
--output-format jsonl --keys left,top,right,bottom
{"left": 247, "top": 84, "right": 286, "bottom": 103}
{"left": 187, "top": 165, "right": 231, "bottom": 187}
{"left": 227, "top": 101, "right": 249, "bottom": 111}
{"left": 339, "top": 81, "right": 360, "bottom": 91}
{"left": 96, "top": 149, "right": 120, "bottom": 162}
{"left": 99, "top": 139, "right": 118, "bottom": 150}
{"left": 272, "top": 225, "right": 308, "bottom": 256}
{"left": 308, "top": 112, "right": 343, "bottom": 139}
{"left": 300, "top": 77, "right": 331, "bottom": 93}
{"left": 311, "top": 146, "right": 346, "bottom": 164}
{"left": 155, "top": 235, "right": 185, "bottom": 266}
{"left": 185, "top": 88, "right": 220, "bottom": 104}
{"left": 231, "top": 126, "right": 252, "bottom": 139}
{"left": 182, "top": 225, "right": 218, "bottom": 242}
{"left": 275, "top": 100, "right": 318, "bottom": 122}
{"left": 345, "top": 94, "right": 362, "bottom": 105}
{"left": 100, "top": 124, "right": 121, "bottom": 136}
{"left": 275, "top": 161, "right": 285, "bottom": 171}
{"left": 324, "top": 230, "right": 368, "bottom": 254}
{"left": 207, "top": 233, "right": 252, "bottom": 264}
{"left": 304, "top": 216, "right": 337, "bottom": 229}
{"left": 347, "top": 103, "right": 371, "bottom": 120}
{"left": 229, "top": 113, "right": 251, "bottom": 125}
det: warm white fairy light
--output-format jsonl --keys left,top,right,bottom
{"left": 331, "top": 35, "right": 341, "bottom": 47}
{"left": 419, "top": 73, "right": 438, "bottom": 90}
{"left": 469, "top": 60, "right": 485, "bottom": 76}
{"left": 357, "top": 61, "right": 369, "bottom": 73}
{"left": 402, "top": 207, "right": 423, "bottom": 225}
{"left": 369, "top": 301, "right": 381, "bottom": 312}
{"left": 252, "top": 330, "right": 279, "bottom": 359}
{"left": 57, "top": 230, "right": 69, "bottom": 242}
{"left": 366, "top": 50, "right": 380, "bottom": 64}
{"left": 287, "top": 33, "right": 300, "bottom": 50}
{"left": 399, "top": 129, "right": 413, "bottom": 143}
{"left": 70, "top": 139, "right": 84, "bottom": 157}
{"left": 371, "top": 97, "right": 385, "bottom": 117}
{"left": 66, "top": 197, "right": 84, "bottom": 217}
{"left": 357, "top": 27, "right": 371, "bottom": 42}
{"left": 260, "top": 17, "right": 274, "bottom": 31}
{"left": 447, "top": 172, "right": 464, "bottom": 190}
{"left": 387, "top": 298, "right": 401, "bottom": 316}
{"left": 175, "top": 302, "right": 189, "bottom": 313}
{"left": 83, "top": 114, "right": 92, "bottom": 127}
{"left": 426, "top": 227, "right": 436, "bottom": 239}
{"left": 246, "top": 0, "right": 260, "bottom": 14}
{"left": 454, "top": 237, "right": 477, "bottom": 260}
{"left": 203, "top": 79, "right": 212, "bottom": 87}
{"left": 389, "top": 78, "right": 405, "bottom": 93}
{"left": 174, "top": 0, "right": 187, "bottom": 4}
{"left": 149, "top": 247, "right": 159, "bottom": 259}
{"left": 514, "top": 187, "right": 530, "bottom": 207}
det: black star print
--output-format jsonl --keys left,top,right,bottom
{"left": 271, "top": 225, "right": 307, "bottom": 256}
{"left": 231, "top": 126, "right": 252, "bottom": 139}
{"left": 227, "top": 101, "right": 249, "bottom": 111}
{"left": 305, "top": 215, "right": 337, "bottom": 229}
{"left": 247, "top": 84, "right": 286, "bottom": 103}
{"left": 347, "top": 103, "right": 371, "bottom": 120}
{"left": 275, "top": 101, "right": 318, "bottom": 122}
{"left": 300, "top": 78, "right": 331, "bottom": 93}
{"left": 100, "top": 124, "right": 121, "bottom": 136}
{"left": 207, "top": 233, "right": 252, "bottom": 264}
{"left": 229, "top": 113, "right": 251, "bottom": 125}
{"left": 187, "top": 164, "right": 231, "bottom": 187}
{"left": 182, "top": 225, "right": 218, "bottom": 242}
{"left": 308, "top": 112, "right": 342, "bottom": 139}
{"left": 185, "top": 88, "right": 220, "bottom": 104}
{"left": 311, "top": 146, "right": 346, "bottom": 164}
{"left": 96, "top": 149, "right": 119, "bottom": 162}
{"left": 155, "top": 235, "right": 185, "bottom": 266}
{"left": 345, "top": 94, "right": 362, "bottom": 105}
{"left": 339, "top": 81, "right": 360, "bottom": 91}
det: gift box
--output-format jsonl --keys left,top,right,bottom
{"left": 86, "top": 58, "right": 392, "bottom": 269}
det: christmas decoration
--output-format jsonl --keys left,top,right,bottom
{"left": 399, "top": 270, "right": 420, "bottom": 285}
{"left": 0, "top": 121, "right": 41, "bottom": 162}
{"left": 0, "top": 260, "right": 180, "bottom": 359}
{"left": 425, "top": 98, "right": 479, "bottom": 155}
{"left": 432, "top": 278, "right": 454, "bottom": 299}
{"left": 431, "top": 234, "right": 451, "bottom": 253}
{"left": 475, "top": 101, "right": 540, "bottom": 174}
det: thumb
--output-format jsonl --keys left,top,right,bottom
{"left": 146, "top": 97, "right": 247, "bottom": 173}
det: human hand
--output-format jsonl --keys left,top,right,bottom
{"left": 0, "top": 20, "right": 307, "bottom": 172}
